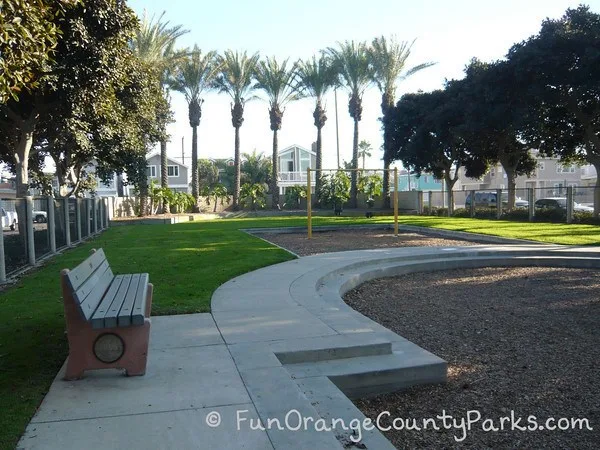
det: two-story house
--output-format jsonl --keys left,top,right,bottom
{"left": 146, "top": 153, "right": 190, "bottom": 193}
{"left": 277, "top": 144, "right": 316, "bottom": 195}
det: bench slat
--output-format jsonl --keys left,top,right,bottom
{"left": 117, "top": 274, "right": 141, "bottom": 327}
{"left": 77, "top": 263, "right": 114, "bottom": 320}
{"left": 104, "top": 274, "right": 134, "bottom": 328}
{"left": 131, "top": 273, "right": 149, "bottom": 326}
{"left": 73, "top": 259, "right": 110, "bottom": 304}
{"left": 66, "top": 249, "right": 107, "bottom": 292}
{"left": 90, "top": 275, "right": 124, "bottom": 329}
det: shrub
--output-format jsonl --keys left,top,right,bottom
{"left": 240, "top": 183, "right": 267, "bottom": 210}
{"left": 318, "top": 171, "right": 350, "bottom": 211}
{"left": 533, "top": 208, "right": 566, "bottom": 223}
{"left": 284, "top": 186, "right": 306, "bottom": 209}
{"left": 501, "top": 209, "right": 529, "bottom": 221}
{"left": 572, "top": 211, "right": 600, "bottom": 225}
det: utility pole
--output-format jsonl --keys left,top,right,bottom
{"left": 334, "top": 88, "right": 340, "bottom": 169}
{"left": 181, "top": 136, "right": 185, "bottom": 165}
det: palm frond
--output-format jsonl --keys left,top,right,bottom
{"left": 213, "top": 50, "right": 260, "bottom": 103}
{"left": 295, "top": 55, "right": 337, "bottom": 101}
{"left": 326, "top": 40, "right": 372, "bottom": 97}
{"left": 369, "top": 35, "right": 435, "bottom": 94}
{"left": 254, "top": 56, "right": 303, "bottom": 109}
{"left": 130, "top": 10, "right": 189, "bottom": 75}
{"left": 168, "top": 45, "right": 219, "bottom": 103}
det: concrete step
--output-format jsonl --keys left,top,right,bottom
{"left": 271, "top": 333, "right": 392, "bottom": 364}
{"left": 284, "top": 342, "right": 446, "bottom": 399}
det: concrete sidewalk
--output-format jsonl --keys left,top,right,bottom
{"left": 18, "top": 245, "right": 600, "bottom": 450}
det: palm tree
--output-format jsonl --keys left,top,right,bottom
{"left": 327, "top": 41, "right": 373, "bottom": 208}
{"left": 254, "top": 57, "right": 302, "bottom": 209}
{"left": 213, "top": 50, "right": 260, "bottom": 210}
{"left": 169, "top": 46, "right": 220, "bottom": 211}
{"left": 358, "top": 140, "right": 373, "bottom": 169}
{"left": 241, "top": 149, "right": 271, "bottom": 185}
{"left": 296, "top": 55, "right": 338, "bottom": 198}
{"left": 130, "top": 11, "right": 188, "bottom": 214}
{"left": 369, "top": 36, "right": 435, "bottom": 207}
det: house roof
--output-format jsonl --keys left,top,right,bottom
{"left": 146, "top": 152, "right": 190, "bottom": 169}
{"left": 278, "top": 144, "right": 315, "bottom": 157}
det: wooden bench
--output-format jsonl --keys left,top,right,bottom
{"left": 61, "top": 248, "right": 153, "bottom": 380}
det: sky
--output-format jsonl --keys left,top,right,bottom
{"left": 128, "top": 0, "right": 593, "bottom": 171}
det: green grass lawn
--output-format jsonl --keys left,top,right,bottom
{"left": 1, "top": 214, "right": 599, "bottom": 448}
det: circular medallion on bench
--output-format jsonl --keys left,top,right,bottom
{"left": 93, "top": 333, "right": 125, "bottom": 363}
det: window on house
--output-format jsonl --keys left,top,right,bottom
{"left": 287, "top": 161, "right": 294, "bottom": 172}
{"left": 556, "top": 164, "right": 576, "bottom": 173}
{"left": 167, "top": 165, "right": 179, "bottom": 177}
{"left": 146, "top": 165, "right": 156, "bottom": 177}
{"left": 490, "top": 168, "right": 496, "bottom": 177}
{"left": 538, "top": 162, "right": 545, "bottom": 171}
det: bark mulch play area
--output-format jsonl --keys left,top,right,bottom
{"left": 256, "top": 229, "right": 599, "bottom": 448}
{"left": 254, "top": 228, "right": 480, "bottom": 256}
{"left": 345, "top": 267, "right": 599, "bottom": 449}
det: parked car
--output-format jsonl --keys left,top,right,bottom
{"left": 1, "top": 207, "right": 18, "bottom": 230}
{"left": 534, "top": 197, "right": 594, "bottom": 212}
{"left": 32, "top": 210, "right": 48, "bottom": 223}
{"left": 465, "top": 192, "right": 528, "bottom": 208}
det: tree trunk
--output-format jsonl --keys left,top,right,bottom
{"left": 382, "top": 160, "right": 391, "bottom": 209}
{"left": 444, "top": 173, "right": 457, "bottom": 216}
{"left": 315, "top": 125, "right": 323, "bottom": 201}
{"left": 233, "top": 126, "right": 241, "bottom": 210}
{"left": 160, "top": 140, "right": 169, "bottom": 213}
{"left": 191, "top": 125, "right": 199, "bottom": 212}
{"left": 505, "top": 166, "right": 516, "bottom": 211}
{"left": 271, "top": 129, "right": 279, "bottom": 209}
{"left": 350, "top": 118, "right": 359, "bottom": 208}
{"left": 15, "top": 128, "right": 34, "bottom": 198}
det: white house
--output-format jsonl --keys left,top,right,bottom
{"left": 277, "top": 144, "right": 316, "bottom": 195}
{"left": 145, "top": 153, "right": 190, "bottom": 193}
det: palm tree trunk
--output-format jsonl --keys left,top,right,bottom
{"left": 271, "top": 129, "right": 279, "bottom": 209}
{"left": 233, "top": 126, "right": 241, "bottom": 210}
{"left": 191, "top": 125, "right": 199, "bottom": 212}
{"left": 350, "top": 118, "right": 359, "bottom": 208}
{"left": 382, "top": 160, "right": 391, "bottom": 209}
{"left": 160, "top": 139, "right": 169, "bottom": 213}
{"left": 315, "top": 125, "right": 323, "bottom": 202}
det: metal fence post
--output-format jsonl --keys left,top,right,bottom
{"left": 428, "top": 191, "right": 432, "bottom": 215}
{"left": 469, "top": 190, "right": 475, "bottom": 218}
{"left": 0, "top": 215, "right": 5, "bottom": 283}
{"left": 76, "top": 199, "right": 82, "bottom": 241}
{"left": 47, "top": 196, "right": 56, "bottom": 253}
{"left": 26, "top": 196, "right": 35, "bottom": 265}
{"left": 567, "top": 186, "right": 574, "bottom": 223}
{"left": 528, "top": 188, "right": 534, "bottom": 222}
{"left": 86, "top": 199, "right": 91, "bottom": 237}
{"left": 496, "top": 189, "right": 502, "bottom": 219}
{"left": 92, "top": 198, "right": 98, "bottom": 233}
{"left": 64, "top": 197, "right": 71, "bottom": 246}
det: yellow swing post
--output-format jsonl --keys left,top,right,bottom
{"left": 307, "top": 168, "right": 312, "bottom": 239}
{"left": 394, "top": 167, "right": 399, "bottom": 236}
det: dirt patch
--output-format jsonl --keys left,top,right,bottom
{"left": 255, "top": 228, "right": 480, "bottom": 256}
{"left": 344, "top": 267, "right": 600, "bottom": 449}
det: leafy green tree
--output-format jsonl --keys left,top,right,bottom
{"left": 357, "top": 140, "right": 373, "bottom": 169}
{"left": 198, "top": 158, "right": 219, "bottom": 191}
{"left": 459, "top": 59, "right": 536, "bottom": 210}
{"left": 240, "top": 182, "right": 266, "bottom": 210}
{"left": 0, "top": 0, "right": 143, "bottom": 199}
{"left": 508, "top": 5, "right": 600, "bottom": 213}
{"left": 284, "top": 185, "right": 306, "bottom": 209}
{"left": 131, "top": 11, "right": 187, "bottom": 213}
{"left": 295, "top": 55, "right": 338, "bottom": 195}
{"left": 385, "top": 87, "right": 486, "bottom": 214}
{"left": 358, "top": 173, "right": 383, "bottom": 207}
{"left": 241, "top": 150, "right": 271, "bottom": 185}
{"left": 169, "top": 46, "right": 220, "bottom": 211}
{"left": 327, "top": 41, "right": 373, "bottom": 207}
{"left": 0, "top": 0, "right": 80, "bottom": 103}
{"left": 255, "top": 57, "right": 302, "bottom": 209}
{"left": 318, "top": 170, "right": 351, "bottom": 212}
{"left": 213, "top": 50, "right": 260, "bottom": 209}
{"left": 369, "top": 36, "right": 435, "bottom": 206}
